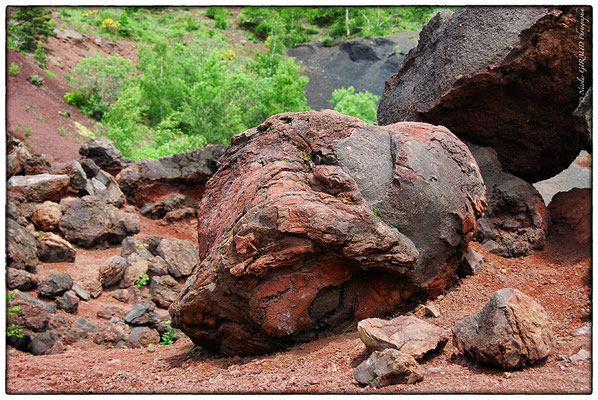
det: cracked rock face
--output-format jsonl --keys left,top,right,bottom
{"left": 378, "top": 7, "right": 592, "bottom": 182}
{"left": 170, "top": 111, "right": 486, "bottom": 355}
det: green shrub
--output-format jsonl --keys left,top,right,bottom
{"left": 321, "top": 37, "right": 334, "bottom": 46}
{"left": 44, "top": 69, "right": 57, "bottom": 78}
{"left": 7, "top": 291, "right": 24, "bottom": 338}
{"left": 8, "top": 62, "right": 21, "bottom": 76}
{"left": 135, "top": 274, "right": 149, "bottom": 288}
{"left": 329, "top": 86, "right": 380, "bottom": 124}
{"left": 64, "top": 91, "right": 86, "bottom": 107}
{"left": 160, "top": 321, "right": 176, "bottom": 345}
{"left": 71, "top": 53, "right": 135, "bottom": 119}
{"left": 206, "top": 7, "right": 228, "bottom": 20}
{"left": 33, "top": 41, "right": 47, "bottom": 67}
{"left": 29, "top": 74, "right": 43, "bottom": 86}
{"left": 306, "top": 27, "right": 319, "bottom": 35}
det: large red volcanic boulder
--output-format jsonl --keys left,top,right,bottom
{"left": 170, "top": 111, "right": 486, "bottom": 355}
{"left": 378, "top": 7, "right": 592, "bottom": 182}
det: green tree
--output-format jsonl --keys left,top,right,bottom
{"left": 33, "top": 41, "right": 47, "bottom": 67}
{"left": 10, "top": 7, "right": 55, "bottom": 52}
{"left": 71, "top": 53, "right": 135, "bottom": 119}
{"left": 330, "top": 86, "right": 380, "bottom": 124}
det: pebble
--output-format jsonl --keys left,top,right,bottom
{"left": 425, "top": 367, "right": 444, "bottom": 375}
{"left": 424, "top": 303, "right": 441, "bottom": 318}
{"left": 574, "top": 323, "right": 591, "bottom": 336}
{"left": 555, "top": 354, "right": 567, "bottom": 361}
{"left": 569, "top": 349, "right": 591, "bottom": 364}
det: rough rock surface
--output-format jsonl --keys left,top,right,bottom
{"left": 7, "top": 174, "right": 70, "bottom": 202}
{"left": 58, "top": 196, "right": 140, "bottom": 248}
{"left": 354, "top": 348, "right": 425, "bottom": 387}
{"left": 124, "top": 303, "right": 159, "bottom": 326}
{"left": 36, "top": 232, "right": 77, "bottom": 263}
{"left": 56, "top": 290, "right": 80, "bottom": 314}
{"left": 28, "top": 331, "right": 64, "bottom": 356}
{"left": 31, "top": 201, "right": 63, "bottom": 231}
{"left": 149, "top": 275, "right": 181, "bottom": 309}
{"left": 51, "top": 160, "right": 88, "bottom": 191}
{"left": 547, "top": 188, "right": 591, "bottom": 246}
{"left": 7, "top": 268, "right": 40, "bottom": 291}
{"left": 99, "top": 256, "right": 128, "bottom": 288}
{"left": 452, "top": 288, "right": 555, "bottom": 370}
{"left": 357, "top": 316, "right": 448, "bottom": 360}
{"left": 468, "top": 144, "right": 549, "bottom": 257}
{"left": 139, "top": 194, "right": 199, "bottom": 220}
{"left": 6, "top": 219, "right": 39, "bottom": 272}
{"left": 116, "top": 145, "right": 226, "bottom": 208}
{"left": 122, "top": 327, "right": 161, "bottom": 348}
{"left": 156, "top": 239, "right": 200, "bottom": 278}
{"left": 378, "top": 7, "right": 592, "bottom": 182}
{"left": 170, "top": 111, "right": 486, "bottom": 355}
{"left": 119, "top": 253, "right": 149, "bottom": 289}
{"left": 79, "top": 137, "right": 133, "bottom": 175}
{"left": 38, "top": 273, "right": 73, "bottom": 299}
{"left": 8, "top": 292, "right": 54, "bottom": 332}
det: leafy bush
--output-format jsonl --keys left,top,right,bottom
{"left": 33, "top": 41, "right": 46, "bottom": 67}
{"left": 28, "top": 74, "right": 43, "bottom": 86}
{"left": 9, "top": 7, "right": 55, "bottom": 52}
{"left": 71, "top": 53, "right": 135, "bottom": 119}
{"left": 329, "top": 86, "right": 380, "bottom": 124}
{"left": 44, "top": 69, "right": 57, "bottom": 78}
{"left": 7, "top": 291, "right": 24, "bottom": 338}
{"left": 64, "top": 91, "right": 86, "bottom": 108}
{"left": 135, "top": 274, "right": 150, "bottom": 288}
{"left": 160, "top": 321, "right": 176, "bottom": 345}
{"left": 8, "top": 62, "right": 21, "bottom": 76}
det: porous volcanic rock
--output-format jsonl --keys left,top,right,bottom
{"left": 547, "top": 188, "right": 591, "bottom": 246}
{"left": 35, "top": 232, "right": 77, "bottom": 263}
{"left": 156, "top": 238, "right": 200, "bottom": 278}
{"left": 58, "top": 196, "right": 140, "bottom": 248}
{"left": 7, "top": 268, "right": 40, "bottom": 291}
{"left": 56, "top": 290, "right": 79, "bottom": 314}
{"left": 170, "top": 111, "right": 486, "bottom": 355}
{"left": 468, "top": 144, "right": 549, "bottom": 257}
{"left": 7, "top": 174, "right": 70, "bottom": 202}
{"left": 354, "top": 348, "right": 425, "bottom": 387}
{"left": 357, "top": 316, "right": 448, "bottom": 360}
{"left": 31, "top": 201, "right": 63, "bottom": 231}
{"left": 119, "top": 253, "right": 149, "bottom": 289}
{"left": 38, "top": 273, "right": 73, "bottom": 299}
{"left": 79, "top": 137, "right": 133, "bottom": 175}
{"left": 115, "top": 144, "right": 226, "bottom": 208}
{"left": 6, "top": 219, "right": 39, "bottom": 272}
{"left": 378, "top": 7, "right": 592, "bottom": 182}
{"left": 452, "top": 288, "right": 555, "bottom": 370}
{"left": 149, "top": 275, "right": 181, "bottom": 309}
{"left": 99, "top": 256, "right": 128, "bottom": 288}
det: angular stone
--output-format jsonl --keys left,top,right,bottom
{"left": 113, "top": 286, "right": 142, "bottom": 304}
{"left": 6, "top": 219, "right": 39, "bottom": 272}
{"left": 358, "top": 316, "right": 448, "bottom": 360}
{"left": 31, "top": 201, "right": 63, "bottom": 231}
{"left": 119, "top": 253, "right": 149, "bottom": 289}
{"left": 71, "top": 284, "right": 91, "bottom": 301}
{"left": 79, "top": 137, "right": 133, "bottom": 175}
{"left": 378, "top": 7, "right": 591, "bottom": 182}
{"left": 459, "top": 247, "right": 486, "bottom": 277}
{"left": 354, "top": 348, "right": 424, "bottom": 387}
{"left": 123, "top": 326, "right": 161, "bottom": 348}
{"left": 7, "top": 268, "right": 40, "bottom": 291}
{"left": 149, "top": 275, "right": 181, "bottom": 309}
{"left": 28, "top": 331, "right": 64, "bottom": 355}
{"left": 139, "top": 194, "right": 199, "bottom": 220}
{"left": 7, "top": 174, "right": 70, "bottom": 202}
{"left": 124, "top": 303, "right": 159, "bottom": 326}
{"left": 97, "top": 306, "right": 126, "bottom": 320}
{"left": 58, "top": 196, "right": 140, "bottom": 248}
{"left": 148, "top": 256, "right": 169, "bottom": 276}
{"left": 156, "top": 239, "right": 199, "bottom": 278}
{"left": 8, "top": 291, "right": 53, "bottom": 332}
{"left": 548, "top": 188, "right": 591, "bottom": 246}
{"left": 453, "top": 288, "right": 555, "bottom": 370}
{"left": 56, "top": 290, "right": 79, "bottom": 314}
{"left": 38, "top": 273, "right": 73, "bottom": 299}
{"left": 79, "top": 277, "right": 102, "bottom": 298}
{"left": 469, "top": 144, "right": 548, "bottom": 257}
{"left": 51, "top": 160, "right": 88, "bottom": 191}
{"left": 99, "top": 256, "right": 128, "bottom": 288}
{"left": 76, "top": 318, "right": 98, "bottom": 332}
{"left": 116, "top": 144, "right": 225, "bottom": 207}
{"left": 36, "top": 232, "right": 76, "bottom": 263}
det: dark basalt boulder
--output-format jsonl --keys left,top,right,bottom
{"left": 468, "top": 143, "right": 549, "bottom": 257}
{"left": 79, "top": 137, "right": 133, "bottom": 176}
{"left": 170, "top": 111, "right": 486, "bottom": 355}
{"left": 378, "top": 7, "right": 592, "bottom": 182}
{"left": 116, "top": 145, "right": 226, "bottom": 209}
